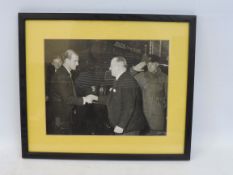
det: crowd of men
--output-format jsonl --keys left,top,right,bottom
{"left": 46, "top": 49, "right": 167, "bottom": 135}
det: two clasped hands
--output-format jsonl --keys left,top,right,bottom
{"left": 82, "top": 94, "right": 98, "bottom": 104}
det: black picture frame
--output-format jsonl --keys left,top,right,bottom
{"left": 19, "top": 13, "right": 196, "bottom": 160}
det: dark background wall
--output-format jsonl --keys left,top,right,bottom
{"left": 45, "top": 40, "right": 169, "bottom": 71}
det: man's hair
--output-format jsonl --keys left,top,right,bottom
{"left": 51, "top": 56, "right": 62, "bottom": 62}
{"left": 113, "top": 56, "right": 127, "bottom": 68}
{"left": 62, "top": 49, "right": 78, "bottom": 61}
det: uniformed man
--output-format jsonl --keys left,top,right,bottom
{"left": 131, "top": 55, "right": 168, "bottom": 135}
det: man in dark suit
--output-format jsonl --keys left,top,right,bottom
{"left": 48, "top": 49, "right": 97, "bottom": 134}
{"left": 98, "top": 56, "right": 146, "bottom": 135}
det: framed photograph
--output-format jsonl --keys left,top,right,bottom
{"left": 19, "top": 13, "right": 196, "bottom": 160}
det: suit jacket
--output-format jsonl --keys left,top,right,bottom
{"left": 49, "top": 66, "right": 83, "bottom": 123}
{"left": 98, "top": 71, "right": 146, "bottom": 133}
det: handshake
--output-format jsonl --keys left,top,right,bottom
{"left": 83, "top": 94, "right": 98, "bottom": 104}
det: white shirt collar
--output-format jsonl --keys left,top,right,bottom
{"left": 63, "top": 65, "right": 71, "bottom": 75}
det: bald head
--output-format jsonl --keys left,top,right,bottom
{"left": 109, "top": 56, "right": 127, "bottom": 78}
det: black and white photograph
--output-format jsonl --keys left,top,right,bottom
{"left": 18, "top": 13, "right": 196, "bottom": 160}
{"left": 45, "top": 39, "right": 169, "bottom": 136}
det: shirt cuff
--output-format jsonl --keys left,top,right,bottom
{"left": 82, "top": 97, "right": 86, "bottom": 105}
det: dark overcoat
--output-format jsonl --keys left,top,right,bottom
{"left": 134, "top": 68, "right": 167, "bottom": 131}
{"left": 99, "top": 72, "right": 146, "bottom": 133}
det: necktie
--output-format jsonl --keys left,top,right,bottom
{"left": 69, "top": 73, "right": 77, "bottom": 97}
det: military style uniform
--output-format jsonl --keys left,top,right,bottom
{"left": 133, "top": 68, "right": 168, "bottom": 134}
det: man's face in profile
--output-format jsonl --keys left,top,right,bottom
{"left": 109, "top": 58, "right": 119, "bottom": 77}
{"left": 68, "top": 54, "right": 79, "bottom": 70}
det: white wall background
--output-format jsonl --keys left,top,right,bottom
{"left": 0, "top": 0, "right": 233, "bottom": 174}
